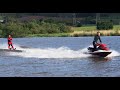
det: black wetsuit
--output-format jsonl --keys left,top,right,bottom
{"left": 93, "top": 35, "right": 102, "bottom": 50}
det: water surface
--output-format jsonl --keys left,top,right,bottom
{"left": 0, "top": 36, "right": 120, "bottom": 77}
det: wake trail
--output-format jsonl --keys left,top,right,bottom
{"left": 1, "top": 43, "right": 119, "bottom": 59}
{"left": 9, "top": 46, "right": 91, "bottom": 58}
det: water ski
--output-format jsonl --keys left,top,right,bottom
{"left": 0, "top": 48, "right": 22, "bottom": 52}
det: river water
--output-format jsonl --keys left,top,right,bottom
{"left": 0, "top": 36, "right": 120, "bottom": 77}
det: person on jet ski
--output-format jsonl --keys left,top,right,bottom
{"left": 93, "top": 32, "right": 102, "bottom": 50}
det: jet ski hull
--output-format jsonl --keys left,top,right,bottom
{"left": 88, "top": 51, "right": 112, "bottom": 57}
{"left": 87, "top": 43, "right": 112, "bottom": 57}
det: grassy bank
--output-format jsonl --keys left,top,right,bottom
{"left": 70, "top": 25, "right": 120, "bottom": 37}
{"left": 26, "top": 25, "right": 120, "bottom": 37}
{"left": 27, "top": 33, "right": 70, "bottom": 37}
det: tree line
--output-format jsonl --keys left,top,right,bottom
{"left": 0, "top": 17, "right": 73, "bottom": 38}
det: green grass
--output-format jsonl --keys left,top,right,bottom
{"left": 71, "top": 25, "right": 96, "bottom": 31}
{"left": 70, "top": 25, "right": 120, "bottom": 37}
{"left": 27, "top": 33, "right": 70, "bottom": 37}
{"left": 113, "top": 25, "right": 120, "bottom": 30}
{"left": 72, "top": 25, "right": 120, "bottom": 31}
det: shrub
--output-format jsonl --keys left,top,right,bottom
{"left": 76, "top": 21, "right": 82, "bottom": 27}
{"left": 97, "top": 21, "right": 113, "bottom": 30}
{"left": 44, "top": 18, "right": 55, "bottom": 23}
{"left": 1, "top": 18, "right": 73, "bottom": 37}
{"left": 58, "top": 23, "right": 73, "bottom": 33}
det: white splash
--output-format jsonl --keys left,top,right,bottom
{"left": 107, "top": 50, "right": 120, "bottom": 57}
{"left": 1, "top": 43, "right": 119, "bottom": 59}
{"left": 9, "top": 46, "right": 91, "bottom": 59}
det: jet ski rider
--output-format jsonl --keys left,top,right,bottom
{"left": 93, "top": 32, "right": 102, "bottom": 50}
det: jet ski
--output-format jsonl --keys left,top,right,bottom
{"left": 87, "top": 43, "right": 112, "bottom": 57}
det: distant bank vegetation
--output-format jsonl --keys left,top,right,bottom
{"left": 97, "top": 20, "right": 113, "bottom": 30}
{"left": 0, "top": 18, "right": 73, "bottom": 37}
{"left": 0, "top": 16, "right": 120, "bottom": 37}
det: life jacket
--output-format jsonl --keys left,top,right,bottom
{"left": 8, "top": 37, "right": 12, "bottom": 44}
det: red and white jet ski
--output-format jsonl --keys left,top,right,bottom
{"left": 87, "top": 43, "right": 112, "bottom": 57}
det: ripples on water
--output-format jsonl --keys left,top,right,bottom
{"left": 0, "top": 37, "right": 120, "bottom": 77}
